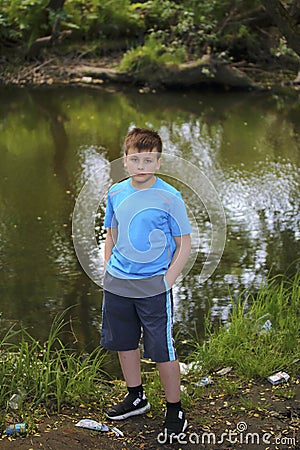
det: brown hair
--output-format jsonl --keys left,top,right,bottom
{"left": 124, "top": 127, "right": 162, "bottom": 155}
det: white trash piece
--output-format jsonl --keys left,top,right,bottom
{"left": 215, "top": 366, "right": 233, "bottom": 376}
{"left": 111, "top": 426, "right": 124, "bottom": 437}
{"left": 75, "top": 419, "right": 108, "bottom": 432}
{"left": 179, "top": 362, "right": 202, "bottom": 375}
{"left": 267, "top": 371, "right": 290, "bottom": 385}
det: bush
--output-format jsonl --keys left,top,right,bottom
{"left": 0, "top": 0, "right": 49, "bottom": 43}
{"left": 119, "top": 31, "right": 186, "bottom": 77}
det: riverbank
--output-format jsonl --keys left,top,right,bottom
{"left": 1, "top": 372, "right": 299, "bottom": 449}
{"left": 0, "top": 274, "right": 299, "bottom": 449}
{"left": 1, "top": 48, "right": 299, "bottom": 92}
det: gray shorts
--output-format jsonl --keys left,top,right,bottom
{"left": 100, "top": 287, "right": 177, "bottom": 363}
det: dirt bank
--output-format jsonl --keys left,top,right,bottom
{"left": 1, "top": 52, "right": 299, "bottom": 92}
{"left": 1, "top": 375, "right": 299, "bottom": 450}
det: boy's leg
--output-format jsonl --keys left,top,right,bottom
{"left": 106, "top": 349, "right": 150, "bottom": 420}
{"left": 157, "top": 360, "right": 187, "bottom": 436}
{"left": 157, "top": 360, "right": 180, "bottom": 402}
{"left": 135, "top": 289, "right": 187, "bottom": 435}
{"left": 118, "top": 349, "right": 142, "bottom": 387}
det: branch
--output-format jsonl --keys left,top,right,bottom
{"left": 217, "top": 5, "right": 266, "bottom": 35}
{"left": 260, "top": 0, "right": 300, "bottom": 56}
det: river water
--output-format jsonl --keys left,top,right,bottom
{"left": 0, "top": 85, "right": 299, "bottom": 356}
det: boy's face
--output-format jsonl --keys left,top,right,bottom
{"left": 124, "top": 147, "right": 161, "bottom": 189}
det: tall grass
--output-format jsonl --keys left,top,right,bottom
{"left": 190, "top": 272, "right": 300, "bottom": 378}
{"left": 0, "top": 310, "right": 108, "bottom": 416}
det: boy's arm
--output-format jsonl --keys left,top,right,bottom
{"left": 165, "top": 234, "right": 191, "bottom": 288}
{"left": 104, "top": 227, "right": 118, "bottom": 270}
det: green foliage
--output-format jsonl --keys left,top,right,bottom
{"left": 131, "top": 0, "right": 183, "bottom": 29}
{"left": 0, "top": 0, "right": 140, "bottom": 44}
{"left": 0, "top": 309, "right": 108, "bottom": 414}
{"left": 120, "top": 31, "right": 186, "bottom": 76}
{"left": 0, "top": 0, "right": 49, "bottom": 43}
{"left": 0, "top": 0, "right": 298, "bottom": 66}
{"left": 271, "top": 36, "right": 300, "bottom": 58}
{"left": 64, "top": 0, "right": 140, "bottom": 39}
{"left": 123, "top": 0, "right": 266, "bottom": 70}
{"left": 131, "top": 0, "right": 207, "bottom": 53}
{"left": 190, "top": 272, "right": 300, "bottom": 379}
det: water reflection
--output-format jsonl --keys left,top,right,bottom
{"left": 0, "top": 86, "right": 299, "bottom": 358}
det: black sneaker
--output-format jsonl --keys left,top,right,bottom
{"left": 106, "top": 393, "right": 150, "bottom": 420}
{"left": 164, "top": 408, "right": 187, "bottom": 437}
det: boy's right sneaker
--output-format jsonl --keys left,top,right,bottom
{"left": 164, "top": 408, "right": 187, "bottom": 437}
{"left": 106, "top": 393, "right": 150, "bottom": 420}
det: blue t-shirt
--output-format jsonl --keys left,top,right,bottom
{"left": 104, "top": 177, "right": 192, "bottom": 279}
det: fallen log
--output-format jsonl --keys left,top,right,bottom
{"left": 73, "top": 56, "right": 259, "bottom": 90}
{"left": 159, "top": 57, "right": 259, "bottom": 89}
{"left": 70, "top": 65, "right": 133, "bottom": 84}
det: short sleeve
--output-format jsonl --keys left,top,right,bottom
{"left": 104, "top": 193, "right": 118, "bottom": 228}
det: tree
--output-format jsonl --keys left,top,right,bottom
{"left": 260, "top": 0, "right": 300, "bottom": 56}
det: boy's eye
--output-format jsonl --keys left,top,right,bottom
{"left": 145, "top": 159, "right": 153, "bottom": 163}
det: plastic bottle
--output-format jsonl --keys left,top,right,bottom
{"left": 8, "top": 394, "right": 22, "bottom": 410}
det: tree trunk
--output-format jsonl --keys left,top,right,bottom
{"left": 26, "top": 0, "right": 67, "bottom": 58}
{"left": 260, "top": 0, "right": 300, "bottom": 56}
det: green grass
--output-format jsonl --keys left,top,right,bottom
{"left": 189, "top": 272, "right": 300, "bottom": 379}
{"left": 0, "top": 310, "right": 108, "bottom": 428}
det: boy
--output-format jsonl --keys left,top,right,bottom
{"left": 101, "top": 127, "right": 192, "bottom": 436}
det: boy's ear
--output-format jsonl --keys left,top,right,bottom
{"left": 123, "top": 153, "right": 127, "bottom": 167}
{"left": 157, "top": 156, "right": 162, "bottom": 170}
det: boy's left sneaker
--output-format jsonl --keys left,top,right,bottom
{"left": 164, "top": 408, "right": 187, "bottom": 436}
{"left": 106, "top": 393, "right": 150, "bottom": 420}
